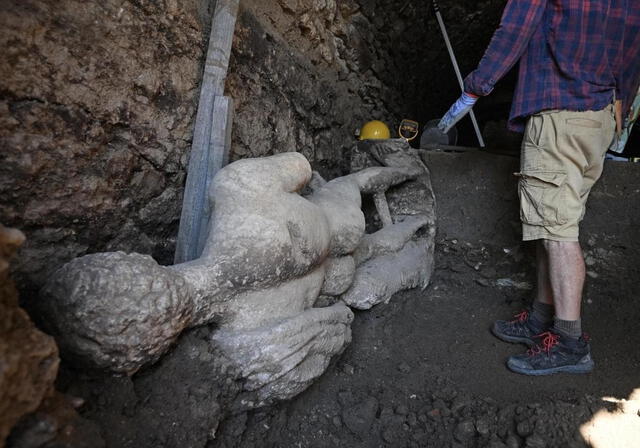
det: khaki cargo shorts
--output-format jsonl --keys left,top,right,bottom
{"left": 518, "top": 105, "right": 615, "bottom": 242}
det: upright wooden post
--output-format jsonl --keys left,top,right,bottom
{"left": 175, "top": 0, "right": 240, "bottom": 264}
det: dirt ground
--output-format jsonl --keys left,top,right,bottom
{"left": 211, "top": 236, "right": 640, "bottom": 448}
{"left": 40, "top": 234, "right": 640, "bottom": 448}
{"left": 29, "top": 154, "right": 640, "bottom": 448}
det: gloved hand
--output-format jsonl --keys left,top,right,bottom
{"left": 438, "top": 92, "right": 478, "bottom": 133}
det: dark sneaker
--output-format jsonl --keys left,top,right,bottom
{"left": 507, "top": 332, "right": 594, "bottom": 376}
{"left": 492, "top": 310, "right": 550, "bottom": 347}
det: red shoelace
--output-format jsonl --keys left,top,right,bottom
{"left": 510, "top": 310, "right": 529, "bottom": 323}
{"left": 527, "top": 332, "right": 560, "bottom": 357}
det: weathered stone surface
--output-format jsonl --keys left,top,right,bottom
{"left": 321, "top": 256, "right": 357, "bottom": 296}
{"left": 0, "top": 225, "right": 59, "bottom": 448}
{"left": 353, "top": 140, "right": 437, "bottom": 225}
{"left": 353, "top": 215, "right": 431, "bottom": 265}
{"left": 342, "top": 139, "right": 437, "bottom": 310}
{"left": 213, "top": 303, "right": 353, "bottom": 408}
{"left": 220, "top": 265, "right": 328, "bottom": 332}
{"left": 343, "top": 239, "right": 433, "bottom": 310}
{"left": 39, "top": 252, "right": 195, "bottom": 373}
{"left": 350, "top": 167, "right": 420, "bottom": 194}
{"left": 202, "top": 156, "right": 418, "bottom": 407}
{"left": 39, "top": 152, "right": 426, "bottom": 411}
{"left": 194, "top": 153, "right": 329, "bottom": 298}
{"left": 39, "top": 153, "right": 334, "bottom": 374}
{"left": 308, "top": 176, "right": 364, "bottom": 256}
{"left": 0, "top": 0, "right": 215, "bottom": 294}
{"left": 1, "top": 0, "right": 506, "bottom": 305}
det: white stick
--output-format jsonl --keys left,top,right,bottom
{"left": 433, "top": 4, "right": 485, "bottom": 147}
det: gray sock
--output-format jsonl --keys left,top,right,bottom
{"left": 553, "top": 317, "right": 582, "bottom": 339}
{"left": 531, "top": 300, "right": 554, "bottom": 324}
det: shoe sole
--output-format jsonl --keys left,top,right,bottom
{"left": 491, "top": 324, "right": 536, "bottom": 347}
{"left": 506, "top": 359, "right": 594, "bottom": 376}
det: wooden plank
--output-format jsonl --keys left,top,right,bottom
{"left": 175, "top": 0, "right": 239, "bottom": 264}
{"left": 195, "top": 96, "right": 234, "bottom": 256}
{"left": 203, "top": 0, "right": 240, "bottom": 96}
{"left": 209, "top": 96, "right": 234, "bottom": 177}
{"left": 175, "top": 89, "right": 215, "bottom": 263}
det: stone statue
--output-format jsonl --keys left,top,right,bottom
{"left": 40, "top": 144, "right": 435, "bottom": 408}
{"left": 344, "top": 138, "right": 436, "bottom": 310}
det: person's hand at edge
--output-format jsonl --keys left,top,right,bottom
{"left": 614, "top": 99, "right": 623, "bottom": 136}
{"left": 437, "top": 92, "right": 479, "bottom": 133}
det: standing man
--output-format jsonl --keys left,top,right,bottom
{"left": 438, "top": 0, "right": 630, "bottom": 375}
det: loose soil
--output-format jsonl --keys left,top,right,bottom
{"left": 212, "top": 237, "right": 640, "bottom": 448}
{"left": 45, "top": 152, "right": 640, "bottom": 448}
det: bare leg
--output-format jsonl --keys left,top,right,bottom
{"left": 542, "top": 240, "right": 585, "bottom": 321}
{"left": 506, "top": 240, "right": 592, "bottom": 376}
{"left": 535, "top": 241, "right": 553, "bottom": 305}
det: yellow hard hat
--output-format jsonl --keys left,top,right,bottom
{"left": 359, "top": 120, "right": 391, "bottom": 140}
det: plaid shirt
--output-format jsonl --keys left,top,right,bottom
{"left": 621, "top": 4, "right": 640, "bottom": 115}
{"left": 464, "top": 0, "right": 627, "bottom": 132}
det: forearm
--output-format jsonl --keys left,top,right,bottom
{"left": 607, "top": 1, "right": 627, "bottom": 102}
{"left": 464, "top": 0, "right": 547, "bottom": 96}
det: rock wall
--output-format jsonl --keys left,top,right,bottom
{"left": 227, "top": 0, "right": 509, "bottom": 169}
{"left": 227, "top": 0, "right": 403, "bottom": 176}
{"left": 0, "top": 225, "right": 59, "bottom": 448}
{"left": 0, "top": 0, "right": 217, "bottom": 296}
{"left": 0, "top": 0, "right": 506, "bottom": 297}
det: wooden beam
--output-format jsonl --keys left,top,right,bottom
{"left": 195, "top": 96, "right": 234, "bottom": 256}
{"left": 203, "top": 0, "right": 240, "bottom": 96}
{"left": 175, "top": 0, "right": 240, "bottom": 264}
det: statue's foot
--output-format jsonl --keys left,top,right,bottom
{"left": 343, "top": 239, "right": 434, "bottom": 310}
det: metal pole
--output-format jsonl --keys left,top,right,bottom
{"left": 432, "top": 0, "right": 485, "bottom": 147}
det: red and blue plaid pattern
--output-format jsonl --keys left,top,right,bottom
{"left": 464, "top": 0, "right": 629, "bottom": 132}
{"left": 621, "top": 4, "right": 640, "bottom": 115}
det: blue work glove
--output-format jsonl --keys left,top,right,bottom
{"left": 438, "top": 92, "right": 478, "bottom": 133}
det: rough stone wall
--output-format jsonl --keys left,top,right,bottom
{"left": 227, "top": 0, "right": 404, "bottom": 177}
{"left": 0, "top": 0, "right": 215, "bottom": 294}
{"left": 1, "top": 0, "right": 507, "bottom": 297}
{"left": 0, "top": 225, "right": 59, "bottom": 447}
{"left": 226, "top": 0, "right": 509, "bottom": 170}
{"left": 410, "top": 0, "right": 510, "bottom": 120}
{"left": 4, "top": 0, "right": 418, "bottom": 294}
{"left": 348, "top": 0, "right": 509, "bottom": 128}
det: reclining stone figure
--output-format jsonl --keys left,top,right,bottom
{"left": 40, "top": 148, "right": 434, "bottom": 407}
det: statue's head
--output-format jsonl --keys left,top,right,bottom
{"left": 40, "top": 252, "right": 194, "bottom": 374}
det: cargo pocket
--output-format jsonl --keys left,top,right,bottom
{"left": 516, "top": 170, "right": 568, "bottom": 226}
